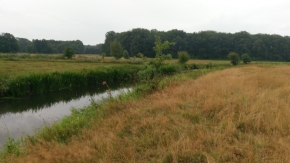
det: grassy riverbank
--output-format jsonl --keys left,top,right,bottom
{"left": 3, "top": 64, "right": 290, "bottom": 162}
{"left": 0, "top": 56, "right": 230, "bottom": 97}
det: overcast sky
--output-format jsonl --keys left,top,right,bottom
{"left": 1, "top": 0, "right": 290, "bottom": 45}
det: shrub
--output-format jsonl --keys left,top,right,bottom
{"left": 159, "top": 64, "right": 182, "bottom": 75}
{"left": 123, "top": 50, "right": 130, "bottom": 59}
{"left": 136, "top": 52, "right": 144, "bottom": 58}
{"left": 165, "top": 54, "right": 172, "bottom": 60}
{"left": 63, "top": 46, "right": 75, "bottom": 59}
{"left": 242, "top": 53, "right": 251, "bottom": 64}
{"left": 101, "top": 53, "right": 106, "bottom": 60}
{"left": 178, "top": 51, "right": 190, "bottom": 63}
{"left": 228, "top": 52, "right": 240, "bottom": 66}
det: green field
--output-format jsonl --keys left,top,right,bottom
{"left": 0, "top": 60, "right": 125, "bottom": 77}
{"left": 1, "top": 54, "right": 224, "bottom": 97}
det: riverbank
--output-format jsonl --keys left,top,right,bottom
{"left": 0, "top": 64, "right": 224, "bottom": 161}
{"left": 2, "top": 64, "right": 290, "bottom": 162}
{"left": 0, "top": 58, "right": 229, "bottom": 97}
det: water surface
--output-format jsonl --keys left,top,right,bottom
{"left": 0, "top": 84, "right": 131, "bottom": 148}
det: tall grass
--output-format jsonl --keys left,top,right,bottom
{"left": 0, "top": 65, "right": 144, "bottom": 97}
{"left": 0, "top": 62, "right": 229, "bottom": 97}
{"left": 0, "top": 53, "right": 64, "bottom": 61}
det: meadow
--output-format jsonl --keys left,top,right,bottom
{"left": 0, "top": 54, "right": 147, "bottom": 97}
{"left": 0, "top": 54, "right": 231, "bottom": 97}
{"left": 2, "top": 53, "right": 290, "bottom": 162}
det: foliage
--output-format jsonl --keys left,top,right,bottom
{"left": 228, "top": 52, "right": 240, "bottom": 66}
{"left": 31, "top": 39, "right": 84, "bottom": 54}
{"left": 136, "top": 52, "right": 144, "bottom": 58}
{"left": 0, "top": 33, "right": 19, "bottom": 53}
{"left": 83, "top": 44, "right": 103, "bottom": 54}
{"left": 152, "top": 36, "right": 175, "bottom": 70}
{"left": 110, "top": 39, "right": 123, "bottom": 59}
{"left": 137, "top": 65, "right": 156, "bottom": 81}
{"left": 63, "top": 46, "right": 75, "bottom": 59}
{"left": 5, "top": 28, "right": 290, "bottom": 61}
{"left": 123, "top": 50, "right": 129, "bottom": 59}
{"left": 17, "top": 37, "right": 32, "bottom": 53}
{"left": 102, "top": 29, "right": 290, "bottom": 61}
{"left": 178, "top": 51, "right": 190, "bottom": 63}
{"left": 159, "top": 64, "right": 183, "bottom": 75}
{"left": 242, "top": 53, "right": 252, "bottom": 64}
{"left": 165, "top": 54, "right": 172, "bottom": 60}
{"left": 101, "top": 52, "right": 106, "bottom": 59}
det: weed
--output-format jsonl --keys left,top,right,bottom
{"left": 1, "top": 137, "right": 21, "bottom": 157}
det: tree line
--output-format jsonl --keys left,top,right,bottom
{"left": 103, "top": 28, "right": 290, "bottom": 61}
{"left": 1, "top": 33, "right": 103, "bottom": 54}
{"left": 0, "top": 33, "right": 19, "bottom": 53}
{"left": 1, "top": 29, "right": 290, "bottom": 61}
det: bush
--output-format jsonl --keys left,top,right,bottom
{"left": 136, "top": 52, "right": 144, "bottom": 58}
{"left": 228, "top": 52, "right": 240, "bottom": 66}
{"left": 123, "top": 50, "right": 130, "bottom": 59}
{"left": 63, "top": 46, "right": 75, "bottom": 59}
{"left": 164, "top": 54, "right": 172, "bottom": 60}
{"left": 242, "top": 53, "right": 251, "bottom": 64}
{"left": 101, "top": 53, "right": 106, "bottom": 60}
{"left": 178, "top": 51, "right": 190, "bottom": 63}
{"left": 159, "top": 64, "right": 182, "bottom": 75}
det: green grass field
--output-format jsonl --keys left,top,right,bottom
{"left": 0, "top": 60, "right": 125, "bottom": 77}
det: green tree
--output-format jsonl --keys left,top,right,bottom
{"left": 241, "top": 53, "right": 251, "bottom": 64}
{"left": 103, "top": 31, "right": 117, "bottom": 55}
{"left": 123, "top": 50, "right": 129, "bottom": 59}
{"left": 101, "top": 52, "right": 106, "bottom": 60}
{"left": 178, "top": 51, "right": 190, "bottom": 63}
{"left": 153, "top": 36, "right": 175, "bottom": 69}
{"left": 63, "top": 46, "right": 75, "bottom": 59}
{"left": 17, "top": 38, "right": 32, "bottom": 53}
{"left": 0, "top": 33, "right": 19, "bottom": 53}
{"left": 228, "top": 52, "right": 240, "bottom": 66}
{"left": 110, "top": 39, "right": 123, "bottom": 59}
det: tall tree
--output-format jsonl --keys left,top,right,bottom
{"left": 0, "top": 33, "right": 19, "bottom": 53}
{"left": 17, "top": 38, "right": 32, "bottom": 53}
{"left": 103, "top": 31, "right": 117, "bottom": 55}
{"left": 110, "top": 39, "right": 123, "bottom": 59}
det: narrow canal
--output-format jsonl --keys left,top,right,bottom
{"left": 0, "top": 83, "right": 132, "bottom": 149}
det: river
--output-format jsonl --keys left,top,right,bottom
{"left": 0, "top": 83, "right": 132, "bottom": 149}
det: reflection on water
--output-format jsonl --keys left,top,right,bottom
{"left": 0, "top": 83, "right": 131, "bottom": 149}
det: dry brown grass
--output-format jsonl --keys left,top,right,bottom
{"left": 4, "top": 65, "right": 290, "bottom": 162}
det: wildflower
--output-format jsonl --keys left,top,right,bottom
{"left": 102, "top": 81, "right": 107, "bottom": 85}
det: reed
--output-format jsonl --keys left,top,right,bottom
{"left": 0, "top": 62, "right": 229, "bottom": 97}
{"left": 0, "top": 65, "right": 145, "bottom": 97}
